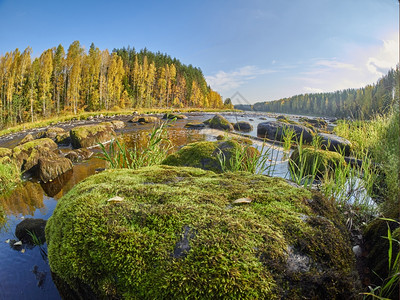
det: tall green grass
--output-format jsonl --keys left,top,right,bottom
{"left": 0, "top": 161, "right": 21, "bottom": 194}
{"left": 98, "top": 120, "right": 173, "bottom": 169}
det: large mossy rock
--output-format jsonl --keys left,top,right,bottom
{"left": 70, "top": 124, "right": 115, "bottom": 149}
{"left": 208, "top": 114, "right": 234, "bottom": 131}
{"left": 46, "top": 165, "right": 357, "bottom": 299}
{"left": 12, "top": 138, "right": 58, "bottom": 172}
{"left": 289, "top": 147, "right": 345, "bottom": 177}
{"left": 317, "top": 133, "right": 352, "bottom": 156}
{"left": 257, "top": 121, "right": 314, "bottom": 143}
{"left": 162, "top": 140, "right": 257, "bottom": 173}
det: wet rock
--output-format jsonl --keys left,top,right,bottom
{"left": 64, "top": 148, "right": 93, "bottom": 162}
{"left": 32, "top": 265, "right": 46, "bottom": 287}
{"left": 299, "top": 117, "right": 328, "bottom": 130}
{"left": 163, "top": 113, "right": 187, "bottom": 120}
{"left": 16, "top": 218, "right": 47, "bottom": 245}
{"left": 70, "top": 124, "right": 115, "bottom": 149}
{"left": 317, "top": 133, "right": 352, "bottom": 155}
{"left": 38, "top": 152, "right": 73, "bottom": 183}
{"left": 257, "top": 121, "right": 314, "bottom": 143}
{"left": 208, "top": 114, "right": 234, "bottom": 131}
{"left": 184, "top": 122, "right": 206, "bottom": 129}
{"left": 233, "top": 121, "right": 253, "bottom": 132}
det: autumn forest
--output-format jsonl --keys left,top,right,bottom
{"left": 0, "top": 41, "right": 224, "bottom": 129}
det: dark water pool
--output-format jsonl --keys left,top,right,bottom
{"left": 0, "top": 112, "right": 315, "bottom": 298}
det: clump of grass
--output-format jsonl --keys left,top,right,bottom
{"left": 217, "top": 141, "right": 272, "bottom": 174}
{"left": 362, "top": 218, "right": 399, "bottom": 299}
{"left": 98, "top": 120, "right": 173, "bottom": 169}
{"left": 0, "top": 161, "right": 21, "bottom": 194}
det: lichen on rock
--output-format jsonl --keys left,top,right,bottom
{"left": 46, "top": 165, "right": 357, "bottom": 299}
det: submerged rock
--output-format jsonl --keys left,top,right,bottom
{"left": 16, "top": 218, "right": 47, "bottom": 245}
{"left": 184, "top": 122, "right": 206, "bottom": 129}
{"left": 46, "top": 165, "right": 357, "bottom": 299}
{"left": 64, "top": 148, "right": 93, "bottom": 162}
{"left": 70, "top": 124, "right": 115, "bottom": 148}
{"left": 163, "top": 113, "right": 187, "bottom": 120}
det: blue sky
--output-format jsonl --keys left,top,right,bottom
{"left": 0, "top": 0, "right": 398, "bottom": 104}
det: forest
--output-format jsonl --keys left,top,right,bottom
{"left": 0, "top": 41, "right": 224, "bottom": 129}
{"left": 236, "top": 67, "right": 399, "bottom": 119}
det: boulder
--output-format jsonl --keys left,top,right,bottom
{"left": 289, "top": 147, "right": 345, "bottom": 177}
{"left": 46, "top": 165, "right": 357, "bottom": 299}
{"left": 257, "top": 121, "right": 314, "bottom": 143}
{"left": 12, "top": 138, "right": 58, "bottom": 172}
{"left": 130, "top": 116, "right": 160, "bottom": 123}
{"left": 233, "top": 121, "right": 253, "bottom": 132}
{"left": 110, "top": 120, "right": 125, "bottom": 130}
{"left": 208, "top": 114, "right": 234, "bottom": 131}
{"left": 64, "top": 148, "right": 93, "bottom": 163}
{"left": 38, "top": 153, "right": 73, "bottom": 183}
{"left": 300, "top": 117, "right": 328, "bottom": 130}
{"left": 35, "top": 127, "right": 71, "bottom": 145}
{"left": 41, "top": 168, "right": 73, "bottom": 197}
{"left": 317, "top": 133, "right": 351, "bottom": 155}
{"left": 16, "top": 218, "right": 47, "bottom": 245}
{"left": 163, "top": 113, "right": 188, "bottom": 120}
{"left": 162, "top": 140, "right": 257, "bottom": 173}
{"left": 70, "top": 124, "right": 115, "bottom": 149}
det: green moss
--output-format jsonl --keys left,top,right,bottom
{"left": 0, "top": 147, "right": 12, "bottom": 158}
{"left": 209, "top": 114, "right": 234, "bottom": 131}
{"left": 46, "top": 165, "right": 356, "bottom": 299}
{"left": 290, "top": 147, "right": 345, "bottom": 177}
{"left": 70, "top": 124, "right": 115, "bottom": 148}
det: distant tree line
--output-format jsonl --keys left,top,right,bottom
{"left": 0, "top": 41, "right": 224, "bottom": 128}
{"left": 237, "top": 67, "right": 399, "bottom": 119}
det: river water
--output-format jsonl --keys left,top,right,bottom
{"left": 0, "top": 112, "right": 327, "bottom": 299}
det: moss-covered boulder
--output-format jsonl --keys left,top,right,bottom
{"left": 18, "top": 134, "right": 35, "bottom": 145}
{"left": 162, "top": 140, "right": 256, "bottom": 173}
{"left": 289, "top": 147, "right": 345, "bottom": 177}
{"left": 130, "top": 116, "right": 160, "bottom": 123}
{"left": 110, "top": 120, "right": 125, "bottom": 130}
{"left": 184, "top": 122, "right": 206, "bottom": 129}
{"left": 12, "top": 138, "right": 58, "bottom": 172}
{"left": 317, "top": 133, "right": 352, "bottom": 156}
{"left": 209, "top": 114, "right": 234, "bottom": 131}
{"left": 46, "top": 165, "right": 357, "bottom": 299}
{"left": 70, "top": 124, "right": 115, "bottom": 149}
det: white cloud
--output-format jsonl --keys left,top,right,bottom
{"left": 366, "top": 38, "right": 398, "bottom": 76}
{"left": 314, "top": 59, "right": 357, "bottom": 70}
{"left": 205, "top": 66, "right": 275, "bottom": 92}
{"left": 303, "top": 87, "right": 324, "bottom": 93}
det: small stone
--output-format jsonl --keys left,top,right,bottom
{"left": 5, "top": 239, "right": 10, "bottom": 243}
{"left": 107, "top": 196, "right": 124, "bottom": 203}
{"left": 353, "top": 245, "right": 362, "bottom": 257}
{"left": 14, "top": 241, "right": 22, "bottom": 246}
{"left": 232, "top": 197, "right": 252, "bottom": 204}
